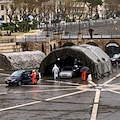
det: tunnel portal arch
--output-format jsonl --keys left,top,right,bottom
{"left": 39, "top": 44, "right": 112, "bottom": 79}
{"left": 86, "top": 42, "right": 99, "bottom": 46}
{"left": 62, "top": 42, "right": 76, "bottom": 47}
{"left": 105, "top": 42, "right": 120, "bottom": 57}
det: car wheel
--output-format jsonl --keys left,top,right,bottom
{"left": 8, "top": 83, "right": 12, "bottom": 86}
{"left": 17, "top": 81, "right": 22, "bottom": 86}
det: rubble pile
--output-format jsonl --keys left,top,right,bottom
{"left": 0, "top": 51, "right": 46, "bottom": 70}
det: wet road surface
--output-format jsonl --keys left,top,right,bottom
{"left": 0, "top": 67, "right": 120, "bottom": 120}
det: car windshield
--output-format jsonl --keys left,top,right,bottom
{"left": 63, "top": 67, "right": 72, "bottom": 71}
{"left": 113, "top": 54, "right": 120, "bottom": 59}
{"left": 11, "top": 70, "right": 24, "bottom": 77}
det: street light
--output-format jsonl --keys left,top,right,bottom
{"left": 79, "top": 15, "right": 82, "bottom": 34}
{"left": 46, "top": 21, "right": 49, "bottom": 37}
{"left": 57, "top": 8, "right": 60, "bottom": 35}
{"left": 46, "top": 14, "right": 49, "bottom": 37}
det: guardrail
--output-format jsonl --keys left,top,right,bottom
{"left": 0, "top": 37, "right": 16, "bottom": 43}
{"left": 61, "top": 35, "right": 78, "bottom": 40}
{"left": 82, "top": 34, "right": 120, "bottom": 39}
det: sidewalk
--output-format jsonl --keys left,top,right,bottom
{"left": 16, "top": 29, "right": 43, "bottom": 42}
{"left": 0, "top": 29, "right": 43, "bottom": 43}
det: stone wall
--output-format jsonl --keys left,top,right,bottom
{"left": 17, "top": 33, "right": 120, "bottom": 56}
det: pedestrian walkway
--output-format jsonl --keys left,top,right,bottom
{"left": 16, "top": 30, "right": 43, "bottom": 42}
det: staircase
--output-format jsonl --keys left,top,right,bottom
{"left": 0, "top": 42, "right": 22, "bottom": 53}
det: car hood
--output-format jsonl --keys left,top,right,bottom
{"left": 60, "top": 71, "right": 73, "bottom": 74}
{"left": 6, "top": 76, "right": 20, "bottom": 80}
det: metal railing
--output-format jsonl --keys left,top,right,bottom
{"left": 82, "top": 34, "right": 120, "bottom": 39}
{"left": 0, "top": 37, "right": 16, "bottom": 43}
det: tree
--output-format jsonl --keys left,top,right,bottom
{"left": 77, "top": 0, "right": 102, "bottom": 19}
{"left": 104, "top": 0, "right": 120, "bottom": 18}
{"left": 5, "top": 0, "right": 17, "bottom": 23}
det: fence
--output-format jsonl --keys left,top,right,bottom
{"left": 0, "top": 37, "right": 16, "bottom": 43}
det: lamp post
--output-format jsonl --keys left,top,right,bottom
{"left": 57, "top": 8, "right": 60, "bottom": 35}
{"left": 46, "top": 14, "right": 49, "bottom": 37}
{"left": 79, "top": 15, "right": 81, "bottom": 34}
{"left": 46, "top": 22, "right": 49, "bottom": 37}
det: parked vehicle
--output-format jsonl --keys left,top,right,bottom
{"left": 110, "top": 53, "right": 120, "bottom": 66}
{"left": 5, "top": 69, "right": 39, "bottom": 86}
{"left": 59, "top": 65, "right": 80, "bottom": 78}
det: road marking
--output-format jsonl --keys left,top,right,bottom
{"left": 45, "top": 91, "right": 85, "bottom": 101}
{"left": 0, "top": 101, "right": 42, "bottom": 112}
{"left": 45, "top": 80, "right": 81, "bottom": 86}
{"left": 103, "top": 73, "right": 120, "bottom": 85}
{"left": 107, "top": 89, "right": 120, "bottom": 95}
{"left": 22, "top": 85, "right": 77, "bottom": 88}
{"left": 88, "top": 80, "right": 97, "bottom": 87}
{"left": 0, "top": 92, "right": 7, "bottom": 95}
{"left": 14, "top": 88, "right": 77, "bottom": 94}
{"left": 0, "top": 84, "right": 7, "bottom": 86}
{"left": 0, "top": 90, "right": 85, "bottom": 112}
{"left": 90, "top": 89, "right": 101, "bottom": 120}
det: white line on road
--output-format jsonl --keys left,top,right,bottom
{"left": 0, "top": 101, "right": 42, "bottom": 112}
{"left": 22, "top": 85, "right": 77, "bottom": 88}
{"left": 90, "top": 89, "right": 101, "bottom": 120}
{"left": 107, "top": 89, "right": 120, "bottom": 95}
{"left": 87, "top": 80, "right": 97, "bottom": 87}
{"left": 0, "top": 84, "right": 7, "bottom": 86}
{"left": 0, "top": 90, "right": 85, "bottom": 112}
{"left": 0, "top": 92, "right": 7, "bottom": 95}
{"left": 103, "top": 73, "right": 120, "bottom": 85}
{"left": 14, "top": 88, "right": 77, "bottom": 94}
{"left": 45, "top": 80, "right": 81, "bottom": 86}
{"left": 45, "top": 90, "right": 85, "bottom": 101}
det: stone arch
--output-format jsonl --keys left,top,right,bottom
{"left": 86, "top": 42, "right": 99, "bottom": 46}
{"left": 54, "top": 43, "right": 56, "bottom": 50}
{"left": 62, "top": 42, "right": 76, "bottom": 47}
{"left": 105, "top": 42, "right": 120, "bottom": 57}
{"left": 50, "top": 44, "right": 52, "bottom": 52}
{"left": 42, "top": 43, "right": 44, "bottom": 53}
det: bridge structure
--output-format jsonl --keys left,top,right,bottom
{"left": 0, "top": 19, "right": 120, "bottom": 57}
{"left": 16, "top": 30, "right": 120, "bottom": 58}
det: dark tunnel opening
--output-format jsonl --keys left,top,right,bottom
{"left": 44, "top": 56, "right": 75, "bottom": 76}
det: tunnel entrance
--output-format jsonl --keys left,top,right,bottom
{"left": 44, "top": 56, "right": 75, "bottom": 76}
{"left": 105, "top": 42, "right": 120, "bottom": 57}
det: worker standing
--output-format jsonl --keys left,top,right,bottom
{"left": 31, "top": 70, "right": 36, "bottom": 84}
{"left": 80, "top": 66, "right": 89, "bottom": 81}
{"left": 81, "top": 71, "right": 87, "bottom": 80}
{"left": 52, "top": 64, "right": 59, "bottom": 80}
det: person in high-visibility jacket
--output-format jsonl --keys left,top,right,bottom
{"left": 31, "top": 70, "right": 36, "bottom": 84}
{"left": 81, "top": 71, "right": 87, "bottom": 80}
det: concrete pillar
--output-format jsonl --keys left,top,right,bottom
{"left": 77, "top": 33, "right": 82, "bottom": 45}
{"left": 61, "top": 30, "right": 65, "bottom": 35}
{"left": 54, "top": 32, "right": 61, "bottom": 48}
{"left": 45, "top": 36, "right": 50, "bottom": 55}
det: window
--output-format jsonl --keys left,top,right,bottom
{"left": 1, "top": 5, "right": 4, "bottom": 10}
{"left": 1, "top": 15, "right": 4, "bottom": 20}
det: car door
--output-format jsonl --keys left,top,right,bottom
{"left": 21, "top": 71, "right": 32, "bottom": 83}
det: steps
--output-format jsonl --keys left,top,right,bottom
{"left": 0, "top": 42, "right": 22, "bottom": 53}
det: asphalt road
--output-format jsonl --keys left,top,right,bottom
{"left": 0, "top": 66, "right": 120, "bottom": 120}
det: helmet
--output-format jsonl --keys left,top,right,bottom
{"left": 33, "top": 70, "right": 35, "bottom": 72}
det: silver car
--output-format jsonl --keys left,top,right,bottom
{"left": 59, "top": 65, "right": 80, "bottom": 78}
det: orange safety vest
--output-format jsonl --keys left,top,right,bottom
{"left": 31, "top": 72, "right": 36, "bottom": 84}
{"left": 81, "top": 71, "right": 87, "bottom": 80}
